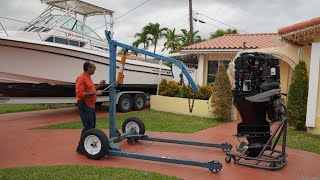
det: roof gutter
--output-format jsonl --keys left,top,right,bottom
{"left": 279, "top": 24, "right": 320, "bottom": 37}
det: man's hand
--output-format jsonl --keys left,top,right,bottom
{"left": 96, "top": 80, "right": 106, "bottom": 90}
{"left": 96, "top": 90, "right": 103, "bottom": 96}
{"left": 99, "top": 80, "right": 106, "bottom": 86}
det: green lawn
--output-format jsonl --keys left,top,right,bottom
{"left": 0, "top": 104, "right": 75, "bottom": 114}
{"left": 36, "top": 110, "right": 225, "bottom": 133}
{"left": 285, "top": 129, "right": 320, "bottom": 154}
{"left": 0, "top": 166, "right": 177, "bottom": 180}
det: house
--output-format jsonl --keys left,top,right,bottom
{"left": 180, "top": 17, "right": 320, "bottom": 134}
{"left": 180, "top": 33, "right": 288, "bottom": 86}
{"left": 273, "top": 17, "right": 320, "bottom": 134}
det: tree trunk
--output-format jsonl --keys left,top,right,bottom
{"left": 154, "top": 39, "right": 157, "bottom": 53}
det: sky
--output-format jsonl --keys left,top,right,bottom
{"left": 0, "top": 0, "right": 319, "bottom": 53}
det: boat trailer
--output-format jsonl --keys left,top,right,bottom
{"left": 79, "top": 30, "right": 232, "bottom": 173}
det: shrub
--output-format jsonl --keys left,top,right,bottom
{"left": 158, "top": 79, "right": 180, "bottom": 97}
{"left": 210, "top": 63, "right": 233, "bottom": 121}
{"left": 287, "top": 61, "right": 309, "bottom": 131}
{"left": 196, "top": 85, "right": 214, "bottom": 100}
{"left": 158, "top": 79, "right": 213, "bottom": 100}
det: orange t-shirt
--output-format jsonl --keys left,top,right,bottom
{"left": 76, "top": 73, "right": 96, "bottom": 108}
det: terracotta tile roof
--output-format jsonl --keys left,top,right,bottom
{"left": 278, "top": 17, "right": 320, "bottom": 35}
{"left": 182, "top": 33, "right": 285, "bottom": 50}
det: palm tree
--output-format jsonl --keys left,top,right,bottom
{"left": 142, "top": 23, "right": 168, "bottom": 53}
{"left": 132, "top": 31, "right": 150, "bottom": 59}
{"left": 180, "top": 29, "right": 204, "bottom": 47}
{"left": 210, "top": 28, "right": 238, "bottom": 39}
{"left": 162, "top": 28, "right": 181, "bottom": 53}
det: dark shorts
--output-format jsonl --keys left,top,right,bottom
{"left": 77, "top": 100, "right": 96, "bottom": 134}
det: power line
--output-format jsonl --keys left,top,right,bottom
{"left": 195, "top": 12, "right": 248, "bottom": 33}
{"left": 229, "top": 0, "right": 256, "bottom": 17}
{"left": 163, "top": 14, "right": 189, "bottom": 28}
{"left": 114, "top": 0, "right": 151, "bottom": 21}
{"left": 94, "top": 0, "right": 151, "bottom": 31}
{"left": 197, "top": 21, "right": 212, "bottom": 38}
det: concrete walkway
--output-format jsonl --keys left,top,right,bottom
{"left": 0, "top": 107, "right": 319, "bottom": 180}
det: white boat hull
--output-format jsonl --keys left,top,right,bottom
{"left": 0, "top": 37, "right": 173, "bottom": 97}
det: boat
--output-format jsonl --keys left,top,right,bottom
{"left": 0, "top": 0, "right": 173, "bottom": 99}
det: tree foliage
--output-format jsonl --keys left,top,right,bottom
{"left": 210, "top": 28, "right": 238, "bottom": 39}
{"left": 142, "top": 23, "right": 168, "bottom": 53}
{"left": 162, "top": 28, "right": 181, "bottom": 53}
{"left": 180, "top": 29, "right": 204, "bottom": 47}
{"left": 287, "top": 61, "right": 309, "bottom": 131}
{"left": 210, "top": 63, "right": 233, "bottom": 120}
{"left": 132, "top": 23, "right": 205, "bottom": 54}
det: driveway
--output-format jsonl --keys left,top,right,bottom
{"left": 0, "top": 107, "right": 319, "bottom": 180}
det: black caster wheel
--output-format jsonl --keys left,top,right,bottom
{"left": 208, "top": 160, "right": 222, "bottom": 174}
{"left": 225, "top": 156, "right": 232, "bottom": 163}
{"left": 222, "top": 142, "right": 232, "bottom": 152}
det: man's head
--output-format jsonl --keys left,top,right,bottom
{"left": 83, "top": 61, "right": 96, "bottom": 75}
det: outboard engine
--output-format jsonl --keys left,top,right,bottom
{"left": 225, "top": 52, "right": 288, "bottom": 170}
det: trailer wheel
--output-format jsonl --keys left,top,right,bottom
{"left": 81, "top": 128, "right": 109, "bottom": 160}
{"left": 133, "top": 94, "right": 146, "bottom": 111}
{"left": 122, "top": 117, "right": 145, "bottom": 135}
{"left": 118, "top": 94, "right": 133, "bottom": 112}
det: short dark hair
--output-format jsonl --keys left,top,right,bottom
{"left": 83, "top": 61, "right": 92, "bottom": 71}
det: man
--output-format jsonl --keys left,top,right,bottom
{"left": 75, "top": 61, "right": 105, "bottom": 154}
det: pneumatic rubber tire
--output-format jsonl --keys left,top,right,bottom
{"left": 81, "top": 128, "right": 109, "bottom": 160}
{"left": 118, "top": 94, "right": 133, "bottom": 112}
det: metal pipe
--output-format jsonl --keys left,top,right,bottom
{"left": 108, "top": 33, "right": 117, "bottom": 138}
{"left": 0, "top": 22, "right": 9, "bottom": 36}
{"left": 105, "top": 31, "right": 199, "bottom": 92}
{"left": 156, "top": 60, "right": 162, "bottom": 95}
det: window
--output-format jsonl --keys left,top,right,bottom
{"left": 61, "top": 18, "right": 77, "bottom": 31}
{"left": 45, "top": 36, "right": 54, "bottom": 42}
{"left": 79, "top": 42, "right": 86, "bottom": 47}
{"left": 61, "top": 19, "right": 101, "bottom": 40}
{"left": 69, "top": 39, "right": 79, "bottom": 47}
{"left": 55, "top": 37, "right": 68, "bottom": 45}
{"left": 207, "top": 60, "right": 230, "bottom": 85}
{"left": 44, "top": 36, "right": 86, "bottom": 47}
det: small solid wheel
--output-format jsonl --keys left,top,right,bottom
{"left": 222, "top": 142, "right": 232, "bottom": 152}
{"left": 122, "top": 117, "right": 145, "bottom": 135}
{"left": 225, "top": 156, "right": 232, "bottom": 163}
{"left": 118, "top": 94, "right": 133, "bottom": 112}
{"left": 208, "top": 160, "right": 222, "bottom": 174}
{"left": 133, "top": 94, "right": 146, "bottom": 111}
{"left": 81, "top": 128, "right": 109, "bottom": 160}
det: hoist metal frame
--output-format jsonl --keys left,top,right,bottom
{"left": 88, "top": 31, "right": 233, "bottom": 173}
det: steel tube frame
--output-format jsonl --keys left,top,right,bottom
{"left": 105, "top": 30, "right": 223, "bottom": 173}
{"left": 134, "top": 135, "right": 232, "bottom": 150}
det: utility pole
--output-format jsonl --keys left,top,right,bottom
{"left": 189, "top": 0, "right": 194, "bottom": 45}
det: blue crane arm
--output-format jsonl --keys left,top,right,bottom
{"left": 105, "top": 31, "right": 199, "bottom": 92}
